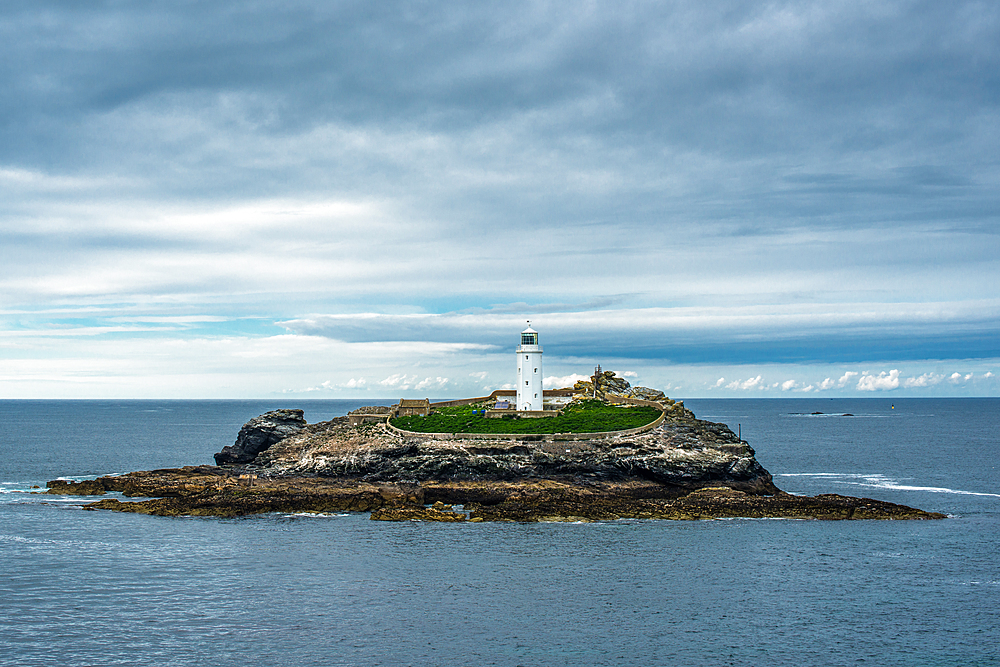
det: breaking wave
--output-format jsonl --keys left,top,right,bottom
{"left": 778, "top": 473, "right": 1000, "bottom": 498}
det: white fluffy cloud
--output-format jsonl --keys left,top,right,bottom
{"left": 727, "top": 376, "right": 764, "bottom": 391}
{"left": 903, "top": 373, "right": 942, "bottom": 388}
{"left": 837, "top": 371, "right": 859, "bottom": 387}
{"left": 377, "top": 374, "right": 450, "bottom": 392}
{"left": 857, "top": 370, "right": 900, "bottom": 391}
{"left": 781, "top": 379, "right": 797, "bottom": 391}
{"left": 415, "top": 377, "right": 450, "bottom": 391}
{"left": 543, "top": 373, "right": 590, "bottom": 389}
{"left": 378, "top": 373, "right": 412, "bottom": 388}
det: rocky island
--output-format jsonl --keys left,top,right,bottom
{"left": 47, "top": 388, "right": 945, "bottom": 522}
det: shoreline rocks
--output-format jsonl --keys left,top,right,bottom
{"left": 48, "top": 467, "right": 945, "bottom": 522}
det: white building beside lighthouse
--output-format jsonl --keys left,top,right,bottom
{"left": 516, "top": 324, "right": 543, "bottom": 411}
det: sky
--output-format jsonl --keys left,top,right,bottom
{"left": 1, "top": 0, "right": 998, "bottom": 399}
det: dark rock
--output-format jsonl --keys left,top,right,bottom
{"left": 75, "top": 471, "right": 944, "bottom": 521}
{"left": 214, "top": 409, "right": 306, "bottom": 465}
{"left": 464, "top": 486, "right": 946, "bottom": 522}
{"left": 370, "top": 505, "right": 467, "bottom": 522}
{"left": 46, "top": 479, "right": 106, "bottom": 495}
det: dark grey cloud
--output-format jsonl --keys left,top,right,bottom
{"left": 279, "top": 300, "right": 1000, "bottom": 364}
{"left": 5, "top": 2, "right": 998, "bottom": 185}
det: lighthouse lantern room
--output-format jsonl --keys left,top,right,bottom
{"left": 516, "top": 323, "right": 543, "bottom": 411}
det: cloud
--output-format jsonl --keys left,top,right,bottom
{"left": 857, "top": 370, "right": 900, "bottom": 391}
{"left": 818, "top": 377, "right": 835, "bottom": 390}
{"left": 294, "top": 377, "right": 367, "bottom": 392}
{"left": 781, "top": 379, "right": 797, "bottom": 391}
{"left": 544, "top": 373, "right": 589, "bottom": 389}
{"left": 903, "top": 373, "right": 942, "bottom": 388}
{"left": 376, "top": 373, "right": 450, "bottom": 392}
{"left": 727, "top": 376, "right": 764, "bottom": 391}
{"left": 469, "top": 371, "right": 489, "bottom": 380}
{"left": 837, "top": 372, "right": 859, "bottom": 387}
{"left": 986, "top": 372, "right": 995, "bottom": 378}
{"left": 274, "top": 301, "right": 1000, "bottom": 365}
{"left": 284, "top": 380, "right": 334, "bottom": 393}
{"left": 378, "top": 373, "right": 413, "bottom": 388}
{"left": 714, "top": 377, "right": 725, "bottom": 387}
{"left": 2, "top": 2, "right": 1000, "bottom": 398}
{"left": 415, "top": 377, "right": 449, "bottom": 391}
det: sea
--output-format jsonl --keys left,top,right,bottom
{"left": 1, "top": 398, "right": 997, "bottom": 667}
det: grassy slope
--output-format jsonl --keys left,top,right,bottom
{"left": 390, "top": 399, "right": 661, "bottom": 434}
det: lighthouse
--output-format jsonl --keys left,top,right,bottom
{"left": 516, "top": 324, "right": 543, "bottom": 411}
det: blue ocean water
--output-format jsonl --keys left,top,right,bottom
{"left": 1, "top": 398, "right": 998, "bottom": 667}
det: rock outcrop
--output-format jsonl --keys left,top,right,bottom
{"left": 251, "top": 402, "right": 776, "bottom": 496}
{"left": 49, "top": 471, "right": 944, "bottom": 521}
{"left": 574, "top": 370, "right": 631, "bottom": 396}
{"left": 627, "top": 386, "right": 666, "bottom": 401}
{"left": 213, "top": 409, "right": 306, "bottom": 465}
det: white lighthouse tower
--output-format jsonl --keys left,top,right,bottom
{"left": 516, "top": 323, "right": 543, "bottom": 411}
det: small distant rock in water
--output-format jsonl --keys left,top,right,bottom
{"left": 843, "top": 413, "right": 854, "bottom": 417}
{"left": 214, "top": 409, "right": 306, "bottom": 465}
{"left": 811, "top": 412, "right": 824, "bottom": 415}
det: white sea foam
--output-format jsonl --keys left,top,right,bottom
{"left": 778, "top": 473, "right": 1000, "bottom": 498}
{"left": 862, "top": 482, "right": 1000, "bottom": 498}
{"left": 0, "top": 533, "right": 124, "bottom": 549}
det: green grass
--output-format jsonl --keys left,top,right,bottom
{"left": 389, "top": 399, "right": 661, "bottom": 434}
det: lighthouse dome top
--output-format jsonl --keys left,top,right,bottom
{"left": 518, "top": 324, "right": 540, "bottom": 349}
